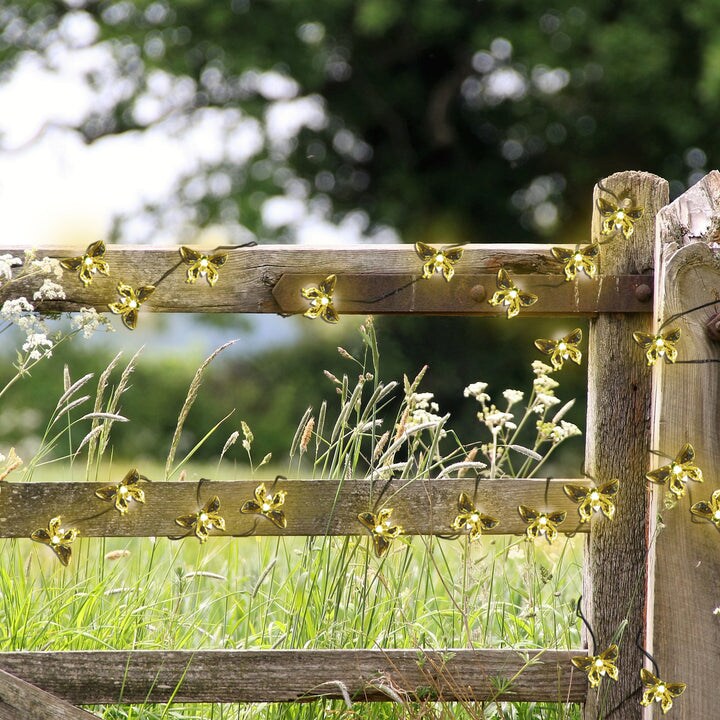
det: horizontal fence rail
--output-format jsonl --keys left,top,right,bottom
{"left": 1, "top": 244, "right": 654, "bottom": 315}
{"left": 0, "top": 649, "right": 588, "bottom": 704}
{"left": 0, "top": 478, "right": 591, "bottom": 538}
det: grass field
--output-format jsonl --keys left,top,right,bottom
{"left": 0, "top": 524, "right": 584, "bottom": 718}
{"left": 0, "top": 320, "right": 587, "bottom": 719}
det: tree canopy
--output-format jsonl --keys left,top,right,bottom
{"left": 1, "top": 0, "right": 717, "bottom": 243}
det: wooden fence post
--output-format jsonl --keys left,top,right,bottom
{"left": 584, "top": 171, "right": 668, "bottom": 720}
{"left": 645, "top": 171, "right": 720, "bottom": 718}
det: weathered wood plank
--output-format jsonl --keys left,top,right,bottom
{"left": 0, "top": 668, "right": 98, "bottom": 719}
{"left": 1, "top": 245, "right": 652, "bottom": 315}
{"left": 645, "top": 171, "right": 720, "bottom": 720}
{"left": 0, "top": 649, "right": 587, "bottom": 704}
{"left": 0, "top": 478, "right": 591, "bottom": 538}
{"left": 0, "top": 702, "right": 18, "bottom": 720}
{"left": 583, "top": 171, "right": 668, "bottom": 720}
{"left": 271, "top": 272, "right": 652, "bottom": 316}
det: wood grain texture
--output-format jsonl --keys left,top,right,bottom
{"left": 0, "top": 702, "right": 19, "bottom": 720}
{"left": 0, "top": 245, "right": 652, "bottom": 316}
{"left": 0, "top": 668, "right": 98, "bottom": 719}
{"left": 0, "top": 477, "right": 591, "bottom": 538}
{"left": 272, "top": 272, "right": 652, "bottom": 315}
{"left": 0, "top": 649, "right": 587, "bottom": 704}
{"left": 645, "top": 171, "right": 720, "bottom": 720}
{"left": 583, "top": 171, "right": 668, "bottom": 720}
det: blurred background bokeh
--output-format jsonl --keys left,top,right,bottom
{"left": 1, "top": 0, "right": 717, "bottom": 470}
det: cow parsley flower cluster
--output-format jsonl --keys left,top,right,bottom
{"left": 536, "top": 419, "right": 582, "bottom": 444}
{"left": 1, "top": 297, "right": 57, "bottom": 362}
{"left": 0, "top": 254, "right": 22, "bottom": 282}
{"left": 0, "top": 251, "right": 112, "bottom": 390}
{"left": 404, "top": 391, "right": 447, "bottom": 435}
{"left": 464, "top": 359, "right": 581, "bottom": 478}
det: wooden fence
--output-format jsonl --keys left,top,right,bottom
{"left": 0, "top": 169, "right": 717, "bottom": 719}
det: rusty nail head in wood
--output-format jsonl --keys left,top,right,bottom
{"left": 706, "top": 310, "right": 720, "bottom": 341}
{"left": 469, "top": 284, "right": 486, "bottom": 303}
{"left": 634, "top": 283, "right": 652, "bottom": 302}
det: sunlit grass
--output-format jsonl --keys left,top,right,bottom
{"left": 1, "top": 529, "right": 583, "bottom": 718}
{"left": 0, "top": 319, "right": 586, "bottom": 719}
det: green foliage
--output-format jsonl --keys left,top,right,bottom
{"left": 1, "top": 0, "right": 718, "bottom": 242}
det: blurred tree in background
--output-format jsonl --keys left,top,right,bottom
{"left": 0, "top": 0, "right": 716, "bottom": 243}
{"left": 0, "top": 0, "right": 714, "bottom": 464}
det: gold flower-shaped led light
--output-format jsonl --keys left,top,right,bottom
{"left": 241, "top": 482, "right": 287, "bottom": 529}
{"left": 646, "top": 443, "right": 703, "bottom": 499}
{"left": 357, "top": 508, "right": 403, "bottom": 557}
{"left": 108, "top": 283, "right": 155, "bottom": 330}
{"left": 597, "top": 198, "right": 644, "bottom": 240}
{"left": 302, "top": 274, "right": 339, "bottom": 323}
{"left": 690, "top": 489, "right": 720, "bottom": 530}
{"left": 551, "top": 243, "right": 600, "bottom": 281}
{"left": 571, "top": 645, "right": 619, "bottom": 689}
{"left": 415, "top": 241, "right": 464, "bottom": 282}
{"left": 95, "top": 468, "right": 147, "bottom": 514}
{"left": 518, "top": 505, "right": 566, "bottom": 544}
{"left": 633, "top": 328, "right": 681, "bottom": 366}
{"left": 31, "top": 516, "right": 78, "bottom": 566}
{"left": 179, "top": 246, "right": 228, "bottom": 287}
{"left": 488, "top": 268, "right": 538, "bottom": 319}
{"left": 563, "top": 479, "right": 618, "bottom": 523}
{"left": 451, "top": 492, "right": 498, "bottom": 541}
{"left": 639, "top": 669, "right": 686, "bottom": 715}
{"left": 60, "top": 240, "right": 110, "bottom": 286}
{"left": 175, "top": 496, "right": 225, "bottom": 543}
{"left": 534, "top": 328, "right": 583, "bottom": 370}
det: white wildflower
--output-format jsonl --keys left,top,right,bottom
{"left": 536, "top": 419, "right": 581, "bottom": 443}
{"left": 408, "top": 409, "right": 444, "bottom": 427}
{"left": 22, "top": 332, "right": 53, "bottom": 360}
{"left": 532, "top": 360, "right": 554, "bottom": 376}
{"left": 533, "top": 374, "right": 559, "bottom": 392}
{"left": 410, "top": 392, "right": 435, "bottom": 410}
{"left": 1, "top": 297, "right": 34, "bottom": 321}
{"left": 464, "top": 381, "right": 491, "bottom": 404}
{"left": 503, "top": 389, "right": 524, "bottom": 407}
{"left": 30, "top": 256, "right": 63, "bottom": 279}
{"left": 33, "top": 279, "right": 66, "bottom": 301}
{"left": 404, "top": 391, "right": 447, "bottom": 434}
{"left": 480, "top": 405, "right": 517, "bottom": 435}
{"left": 531, "top": 392, "right": 561, "bottom": 414}
{"left": 71, "top": 307, "right": 111, "bottom": 338}
{"left": 17, "top": 313, "right": 47, "bottom": 336}
{"left": 0, "top": 254, "right": 22, "bottom": 282}
{"left": 559, "top": 420, "right": 581, "bottom": 439}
